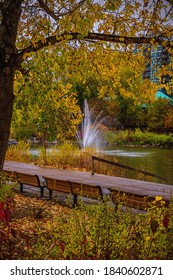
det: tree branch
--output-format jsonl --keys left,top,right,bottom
{"left": 16, "top": 32, "right": 173, "bottom": 67}
{"left": 37, "top": 0, "right": 59, "bottom": 21}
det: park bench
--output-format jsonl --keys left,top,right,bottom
{"left": 44, "top": 177, "right": 72, "bottom": 200}
{"left": 17, "top": 172, "right": 44, "bottom": 197}
{"left": 70, "top": 182, "right": 103, "bottom": 206}
{"left": 44, "top": 177, "right": 103, "bottom": 206}
{"left": 109, "top": 188, "right": 164, "bottom": 210}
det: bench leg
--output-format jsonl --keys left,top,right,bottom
{"left": 49, "top": 190, "right": 52, "bottom": 200}
{"left": 20, "top": 184, "right": 23, "bottom": 193}
{"left": 73, "top": 194, "right": 78, "bottom": 207}
{"left": 40, "top": 188, "right": 44, "bottom": 198}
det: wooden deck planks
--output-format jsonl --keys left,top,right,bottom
{"left": 3, "top": 160, "right": 173, "bottom": 201}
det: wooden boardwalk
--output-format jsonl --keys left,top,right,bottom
{"left": 3, "top": 161, "right": 173, "bottom": 202}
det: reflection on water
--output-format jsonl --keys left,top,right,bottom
{"left": 102, "top": 146, "right": 173, "bottom": 185}
{"left": 30, "top": 147, "right": 54, "bottom": 157}
{"left": 102, "top": 149, "right": 151, "bottom": 157}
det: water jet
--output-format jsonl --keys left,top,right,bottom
{"left": 76, "top": 100, "right": 105, "bottom": 149}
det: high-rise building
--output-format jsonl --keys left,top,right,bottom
{"left": 143, "top": 44, "right": 172, "bottom": 85}
{"left": 142, "top": 42, "right": 173, "bottom": 102}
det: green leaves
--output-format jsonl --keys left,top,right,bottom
{"left": 13, "top": 48, "right": 82, "bottom": 142}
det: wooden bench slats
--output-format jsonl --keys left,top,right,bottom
{"left": 109, "top": 189, "right": 158, "bottom": 210}
{"left": 44, "top": 177, "right": 72, "bottom": 193}
{"left": 44, "top": 177, "right": 103, "bottom": 205}
{"left": 70, "top": 182, "right": 103, "bottom": 206}
{"left": 17, "top": 172, "right": 44, "bottom": 197}
{"left": 17, "top": 172, "right": 39, "bottom": 186}
{"left": 44, "top": 177, "right": 72, "bottom": 199}
{"left": 71, "top": 182, "right": 103, "bottom": 199}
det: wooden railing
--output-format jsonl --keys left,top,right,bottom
{"left": 91, "top": 156, "right": 167, "bottom": 184}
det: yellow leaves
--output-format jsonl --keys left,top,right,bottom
{"left": 31, "top": 40, "right": 38, "bottom": 48}
{"left": 22, "top": 52, "right": 29, "bottom": 60}
{"left": 56, "top": 35, "right": 63, "bottom": 41}
{"left": 99, "top": 86, "right": 107, "bottom": 98}
{"left": 55, "top": 34, "right": 72, "bottom": 42}
{"left": 155, "top": 196, "right": 162, "bottom": 202}
{"left": 119, "top": 88, "right": 132, "bottom": 99}
{"left": 65, "top": 83, "right": 72, "bottom": 90}
{"left": 64, "top": 34, "right": 73, "bottom": 40}
{"left": 152, "top": 196, "right": 166, "bottom": 205}
{"left": 150, "top": 38, "right": 156, "bottom": 46}
{"left": 119, "top": 37, "right": 125, "bottom": 42}
{"left": 40, "top": 38, "right": 47, "bottom": 44}
{"left": 145, "top": 236, "right": 151, "bottom": 241}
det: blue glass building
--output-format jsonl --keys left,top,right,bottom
{"left": 142, "top": 42, "right": 172, "bottom": 102}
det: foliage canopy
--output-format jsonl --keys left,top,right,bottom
{"left": 0, "top": 0, "right": 173, "bottom": 168}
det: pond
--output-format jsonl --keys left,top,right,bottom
{"left": 30, "top": 144, "right": 173, "bottom": 185}
{"left": 102, "top": 146, "right": 173, "bottom": 185}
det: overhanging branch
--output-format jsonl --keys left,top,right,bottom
{"left": 37, "top": 0, "right": 59, "bottom": 21}
{"left": 16, "top": 32, "right": 173, "bottom": 67}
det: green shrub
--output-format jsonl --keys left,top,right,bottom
{"left": 104, "top": 129, "right": 173, "bottom": 147}
{"left": 103, "top": 131, "right": 118, "bottom": 144}
{"left": 0, "top": 175, "right": 13, "bottom": 203}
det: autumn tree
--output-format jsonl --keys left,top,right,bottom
{"left": 0, "top": 0, "right": 173, "bottom": 170}
{"left": 12, "top": 49, "right": 81, "bottom": 142}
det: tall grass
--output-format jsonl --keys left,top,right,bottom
{"left": 37, "top": 142, "right": 95, "bottom": 170}
{"left": 5, "top": 141, "right": 119, "bottom": 175}
{"left": 36, "top": 142, "right": 125, "bottom": 178}
{"left": 5, "top": 141, "right": 32, "bottom": 162}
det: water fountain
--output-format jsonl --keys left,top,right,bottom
{"left": 76, "top": 99, "right": 104, "bottom": 149}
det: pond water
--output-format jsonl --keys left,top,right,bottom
{"left": 101, "top": 146, "right": 173, "bottom": 185}
{"left": 30, "top": 145, "right": 173, "bottom": 185}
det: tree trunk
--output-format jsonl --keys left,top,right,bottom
{"left": 0, "top": 1, "right": 22, "bottom": 170}
{"left": 0, "top": 66, "right": 15, "bottom": 170}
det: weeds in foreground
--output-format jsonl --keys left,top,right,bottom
{"left": 25, "top": 197, "right": 173, "bottom": 260}
{"left": 1, "top": 181, "right": 173, "bottom": 260}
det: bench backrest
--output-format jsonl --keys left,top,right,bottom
{"left": 44, "top": 177, "right": 72, "bottom": 193}
{"left": 17, "top": 172, "right": 40, "bottom": 187}
{"left": 109, "top": 189, "right": 154, "bottom": 210}
{"left": 71, "top": 182, "right": 103, "bottom": 200}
